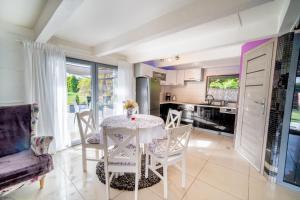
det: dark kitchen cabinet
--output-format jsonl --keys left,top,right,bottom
{"left": 193, "top": 106, "right": 236, "bottom": 134}
{"left": 218, "top": 113, "right": 236, "bottom": 134}
{"left": 160, "top": 103, "right": 179, "bottom": 121}
{"left": 193, "top": 107, "right": 221, "bottom": 132}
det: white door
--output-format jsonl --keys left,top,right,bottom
{"left": 236, "top": 40, "right": 275, "bottom": 171}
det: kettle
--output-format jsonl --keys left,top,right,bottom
{"left": 172, "top": 95, "right": 176, "bottom": 101}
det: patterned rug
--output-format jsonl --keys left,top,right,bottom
{"left": 96, "top": 155, "right": 163, "bottom": 191}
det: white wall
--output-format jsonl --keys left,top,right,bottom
{"left": 0, "top": 33, "right": 27, "bottom": 106}
{"left": 162, "top": 66, "right": 240, "bottom": 103}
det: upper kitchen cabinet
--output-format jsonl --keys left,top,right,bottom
{"left": 166, "top": 70, "right": 177, "bottom": 85}
{"left": 176, "top": 70, "right": 185, "bottom": 85}
{"left": 184, "top": 68, "right": 203, "bottom": 81}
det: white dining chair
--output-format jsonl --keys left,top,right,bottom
{"left": 165, "top": 109, "right": 182, "bottom": 129}
{"left": 144, "top": 109, "right": 182, "bottom": 178}
{"left": 103, "top": 126, "right": 141, "bottom": 200}
{"left": 76, "top": 110, "right": 104, "bottom": 172}
{"left": 145, "top": 124, "right": 192, "bottom": 199}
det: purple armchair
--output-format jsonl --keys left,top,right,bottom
{"left": 0, "top": 104, "right": 54, "bottom": 196}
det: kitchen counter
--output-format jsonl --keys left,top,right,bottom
{"left": 160, "top": 101, "right": 197, "bottom": 105}
{"left": 160, "top": 101, "right": 237, "bottom": 110}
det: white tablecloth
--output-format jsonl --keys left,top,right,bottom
{"left": 100, "top": 114, "right": 166, "bottom": 143}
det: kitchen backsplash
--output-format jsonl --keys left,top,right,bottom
{"left": 161, "top": 66, "right": 240, "bottom": 103}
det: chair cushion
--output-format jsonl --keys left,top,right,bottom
{"left": 148, "top": 139, "right": 168, "bottom": 155}
{"left": 148, "top": 139, "right": 182, "bottom": 157}
{"left": 0, "top": 104, "right": 32, "bottom": 157}
{"left": 86, "top": 132, "right": 103, "bottom": 144}
{"left": 0, "top": 150, "right": 53, "bottom": 190}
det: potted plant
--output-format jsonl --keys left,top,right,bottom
{"left": 123, "top": 100, "right": 138, "bottom": 118}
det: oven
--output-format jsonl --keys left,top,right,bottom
{"left": 178, "top": 104, "right": 194, "bottom": 124}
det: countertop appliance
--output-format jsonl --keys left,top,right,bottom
{"left": 165, "top": 92, "right": 171, "bottom": 101}
{"left": 172, "top": 95, "right": 176, "bottom": 101}
{"left": 136, "top": 77, "right": 161, "bottom": 116}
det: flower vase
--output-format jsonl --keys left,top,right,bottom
{"left": 127, "top": 108, "right": 133, "bottom": 118}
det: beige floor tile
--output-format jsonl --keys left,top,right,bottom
{"left": 5, "top": 168, "right": 83, "bottom": 200}
{"left": 149, "top": 168, "right": 195, "bottom": 200}
{"left": 73, "top": 177, "right": 122, "bottom": 200}
{"left": 184, "top": 154, "right": 207, "bottom": 177}
{"left": 187, "top": 147, "right": 213, "bottom": 160}
{"left": 208, "top": 149, "right": 250, "bottom": 175}
{"left": 183, "top": 180, "right": 241, "bottom": 200}
{"left": 249, "top": 166, "right": 267, "bottom": 181}
{"left": 114, "top": 188, "right": 162, "bottom": 200}
{"left": 198, "top": 163, "right": 249, "bottom": 200}
{"left": 249, "top": 177, "right": 300, "bottom": 200}
{"left": 216, "top": 136, "right": 235, "bottom": 150}
{"left": 59, "top": 155, "right": 100, "bottom": 183}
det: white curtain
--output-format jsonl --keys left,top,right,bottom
{"left": 114, "top": 61, "right": 135, "bottom": 114}
{"left": 23, "top": 41, "right": 70, "bottom": 152}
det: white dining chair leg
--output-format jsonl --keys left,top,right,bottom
{"left": 82, "top": 147, "right": 87, "bottom": 172}
{"left": 181, "top": 157, "right": 186, "bottom": 188}
{"left": 135, "top": 164, "right": 139, "bottom": 200}
{"left": 163, "top": 166, "right": 168, "bottom": 199}
{"left": 145, "top": 146, "right": 149, "bottom": 178}
{"left": 104, "top": 163, "right": 110, "bottom": 200}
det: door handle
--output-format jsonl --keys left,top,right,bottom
{"left": 254, "top": 100, "right": 264, "bottom": 105}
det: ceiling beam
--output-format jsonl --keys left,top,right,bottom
{"left": 34, "top": 0, "right": 84, "bottom": 43}
{"left": 93, "top": 0, "right": 271, "bottom": 57}
{"left": 278, "top": 0, "right": 300, "bottom": 34}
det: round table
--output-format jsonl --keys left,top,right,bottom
{"left": 100, "top": 114, "right": 166, "bottom": 143}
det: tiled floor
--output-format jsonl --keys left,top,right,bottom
{"left": 4, "top": 129, "right": 300, "bottom": 200}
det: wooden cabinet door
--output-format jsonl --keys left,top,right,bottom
{"left": 184, "top": 68, "right": 201, "bottom": 81}
{"left": 166, "top": 70, "right": 177, "bottom": 85}
{"left": 176, "top": 70, "right": 185, "bottom": 85}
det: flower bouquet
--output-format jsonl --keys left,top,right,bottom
{"left": 123, "top": 100, "right": 138, "bottom": 117}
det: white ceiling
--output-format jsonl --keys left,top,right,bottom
{"left": 118, "top": 0, "right": 281, "bottom": 64}
{"left": 1, "top": 0, "right": 298, "bottom": 68}
{"left": 0, "top": 0, "right": 47, "bottom": 29}
{"left": 55, "top": 0, "right": 195, "bottom": 46}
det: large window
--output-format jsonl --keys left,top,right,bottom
{"left": 206, "top": 75, "right": 239, "bottom": 102}
{"left": 66, "top": 58, "right": 117, "bottom": 145}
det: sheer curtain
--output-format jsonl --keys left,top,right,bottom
{"left": 23, "top": 41, "right": 70, "bottom": 152}
{"left": 114, "top": 61, "right": 135, "bottom": 114}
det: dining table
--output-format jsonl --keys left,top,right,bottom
{"left": 100, "top": 114, "right": 166, "bottom": 144}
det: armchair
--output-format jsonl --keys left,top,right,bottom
{"left": 0, "top": 104, "right": 54, "bottom": 196}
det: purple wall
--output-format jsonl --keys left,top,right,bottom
{"left": 240, "top": 38, "right": 271, "bottom": 73}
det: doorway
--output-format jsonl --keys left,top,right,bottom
{"left": 66, "top": 58, "right": 117, "bottom": 145}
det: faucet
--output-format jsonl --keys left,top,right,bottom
{"left": 206, "top": 94, "right": 214, "bottom": 105}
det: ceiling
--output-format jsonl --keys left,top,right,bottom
{"left": 0, "top": 0, "right": 299, "bottom": 69}
{"left": 0, "top": 0, "right": 47, "bottom": 29}
{"left": 55, "top": 0, "right": 195, "bottom": 46}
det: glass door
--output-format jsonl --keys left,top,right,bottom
{"left": 283, "top": 52, "right": 300, "bottom": 187}
{"left": 66, "top": 59, "right": 93, "bottom": 145}
{"left": 96, "top": 65, "right": 118, "bottom": 124}
{"left": 278, "top": 33, "right": 300, "bottom": 191}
